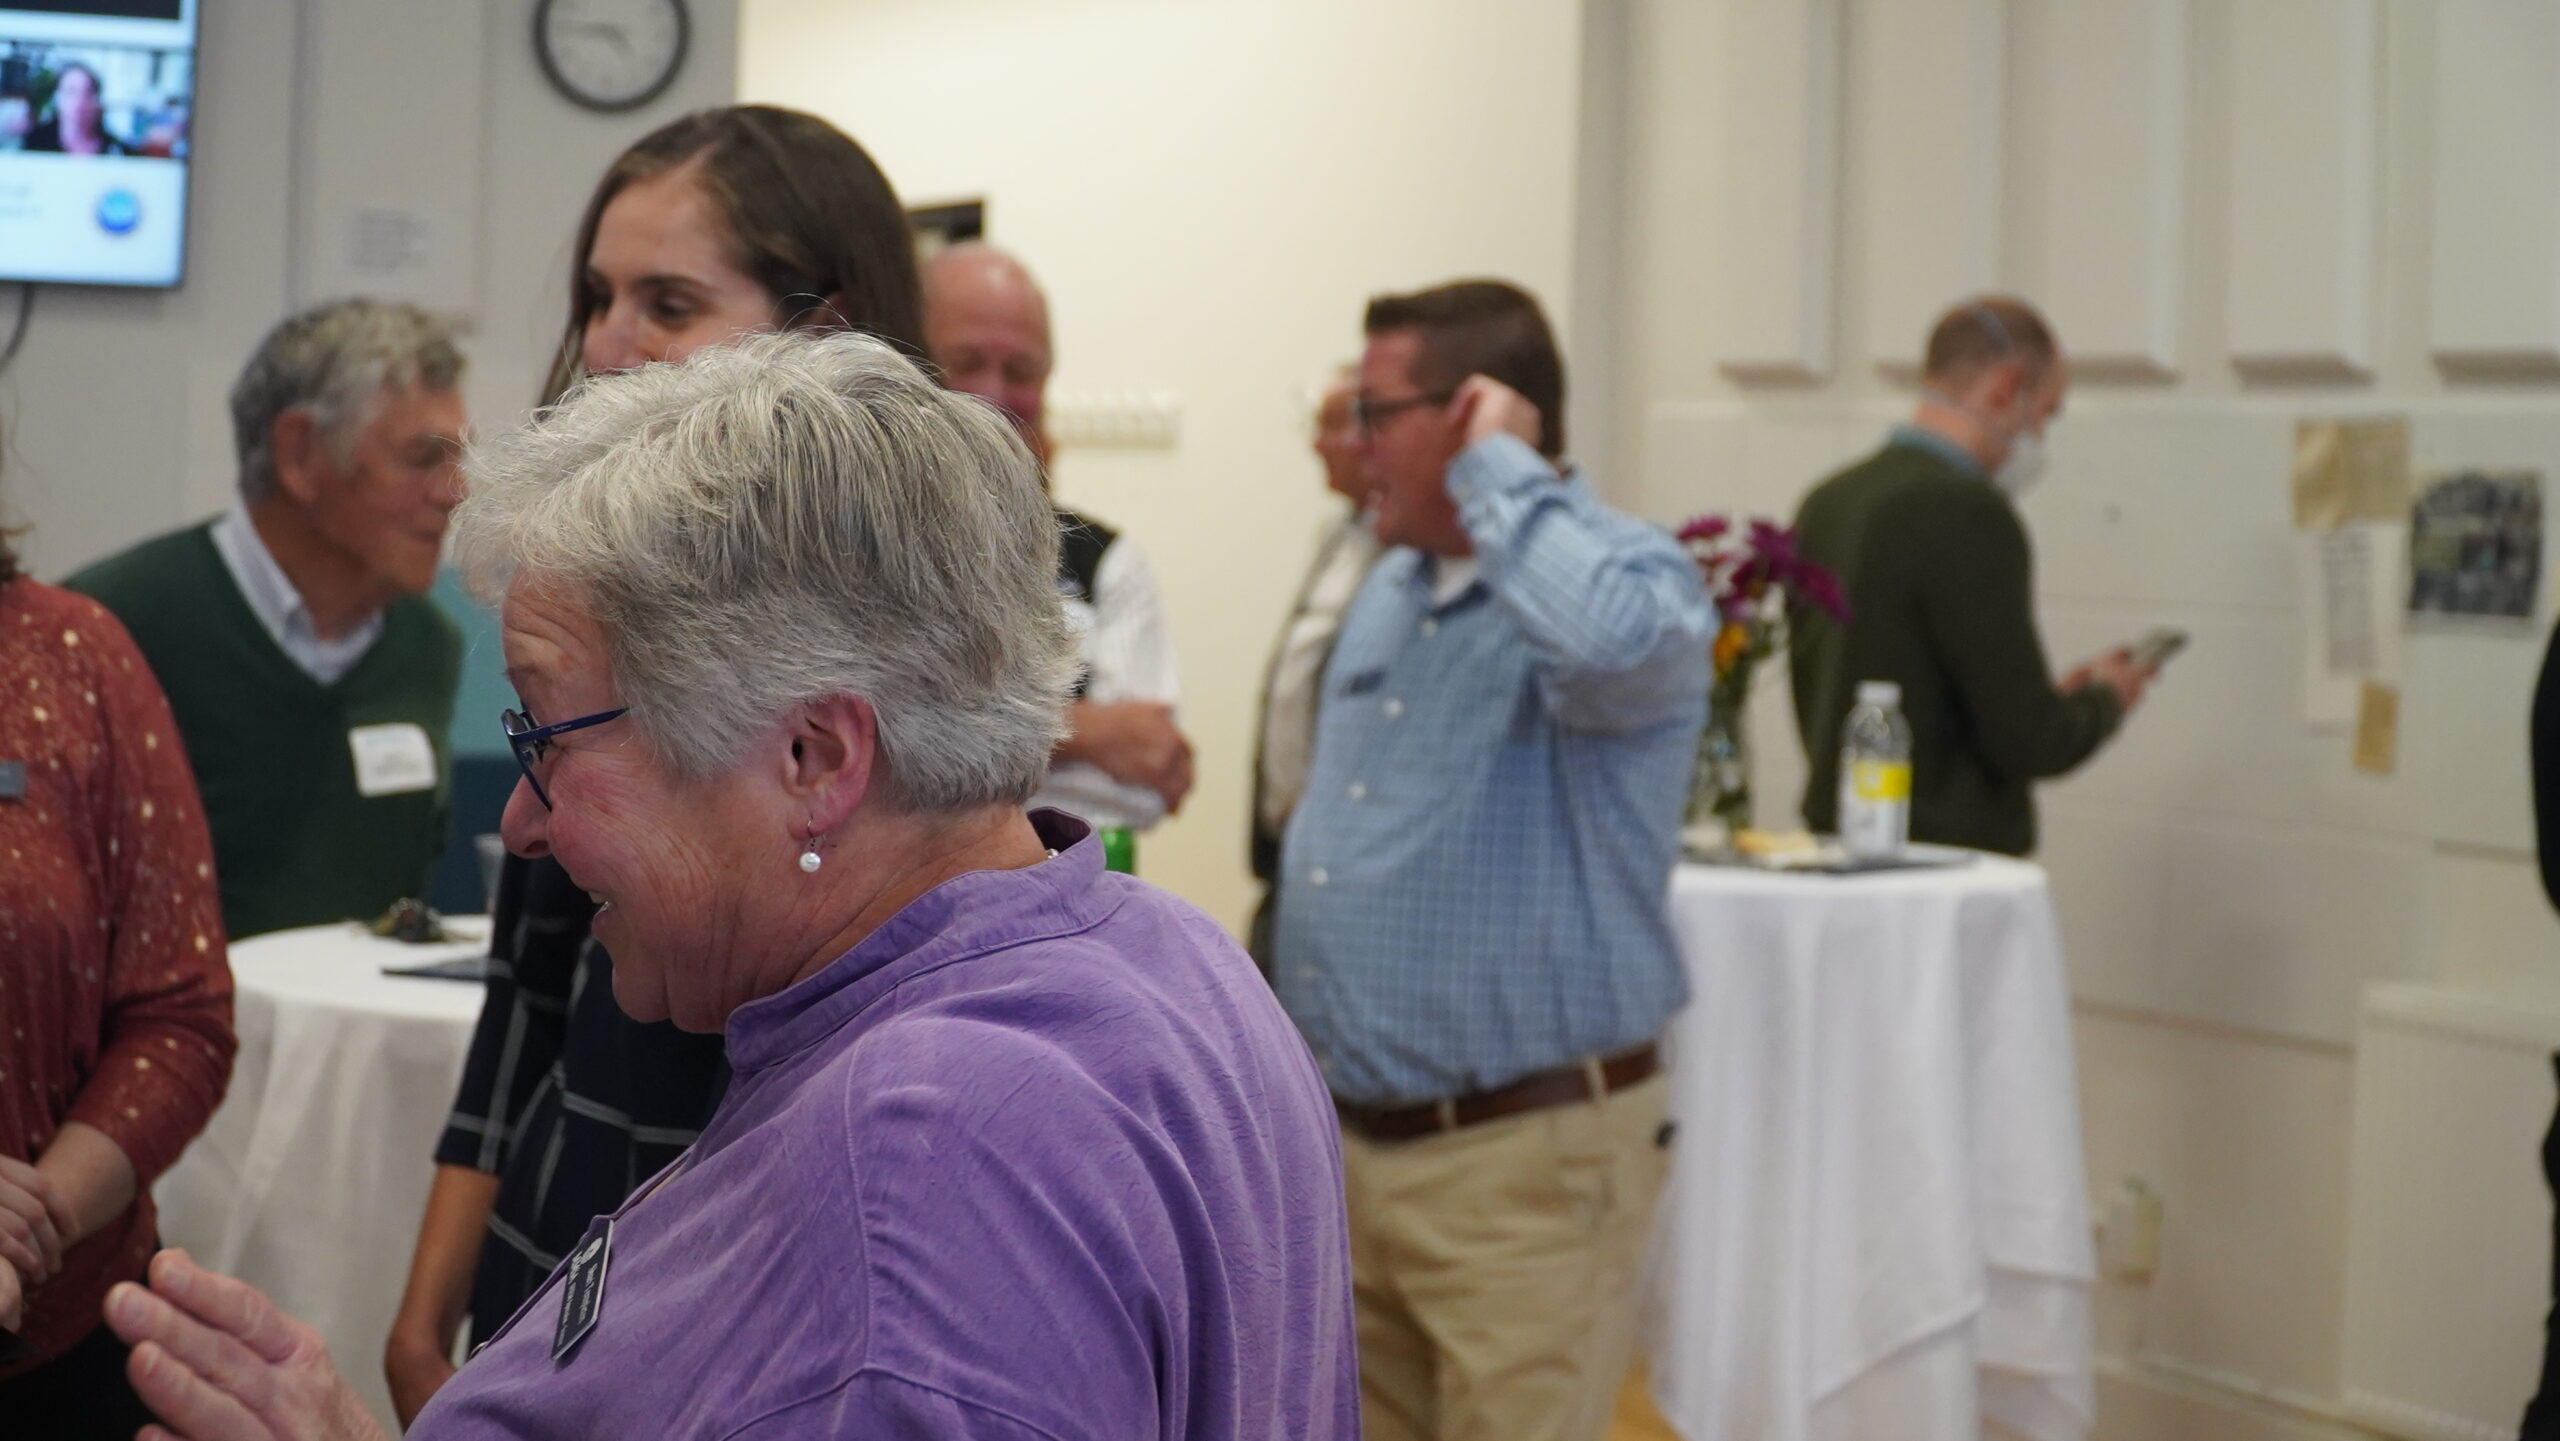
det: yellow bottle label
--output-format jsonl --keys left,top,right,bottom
{"left": 1850, "top": 761, "right": 1910, "bottom": 801}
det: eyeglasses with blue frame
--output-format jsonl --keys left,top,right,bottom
{"left": 500, "top": 705, "right": 627, "bottom": 810}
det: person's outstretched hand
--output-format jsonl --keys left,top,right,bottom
{"left": 104, "top": 1250, "right": 389, "bottom": 1441}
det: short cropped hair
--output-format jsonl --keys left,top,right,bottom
{"left": 1363, "top": 279, "right": 1567, "bottom": 459}
{"left": 231, "top": 298, "right": 465, "bottom": 503}
{"left": 450, "top": 329, "right": 1074, "bottom": 812}
{"left": 1922, "top": 295, "right": 2057, "bottom": 387}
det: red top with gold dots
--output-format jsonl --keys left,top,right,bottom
{"left": 0, "top": 575, "right": 233, "bottom": 1370}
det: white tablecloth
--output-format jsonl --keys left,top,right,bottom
{"left": 156, "top": 921, "right": 489, "bottom": 1434}
{"left": 1644, "top": 853, "right": 2095, "bottom": 1441}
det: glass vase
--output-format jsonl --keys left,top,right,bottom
{"left": 1685, "top": 700, "right": 1752, "bottom": 844}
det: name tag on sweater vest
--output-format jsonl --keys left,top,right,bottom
{"left": 349, "top": 723, "right": 436, "bottom": 797}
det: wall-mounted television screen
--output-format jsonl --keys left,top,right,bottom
{"left": 0, "top": 2, "right": 195, "bottom": 289}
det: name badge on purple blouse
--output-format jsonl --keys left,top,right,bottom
{"left": 551, "top": 1219, "right": 613, "bottom": 1363}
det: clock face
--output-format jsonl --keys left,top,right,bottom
{"left": 536, "top": 0, "right": 690, "bottom": 113}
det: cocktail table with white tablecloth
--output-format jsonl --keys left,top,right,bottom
{"left": 154, "top": 921, "right": 490, "bottom": 1435}
{"left": 1643, "top": 851, "right": 2095, "bottom": 1441}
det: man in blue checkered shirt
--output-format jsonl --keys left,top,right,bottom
{"left": 1272, "top": 279, "right": 1713, "bottom": 1441}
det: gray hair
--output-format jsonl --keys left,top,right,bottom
{"left": 231, "top": 298, "right": 466, "bottom": 502}
{"left": 448, "top": 330, "right": 1074, "bottom": 812}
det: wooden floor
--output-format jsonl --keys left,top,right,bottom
{"left": 1610, "top": 1366, "right": 1683, "bottom": 1441}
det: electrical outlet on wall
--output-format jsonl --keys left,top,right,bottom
{"left": 1048, "top": 390, "right": 1182, "bottom": 450}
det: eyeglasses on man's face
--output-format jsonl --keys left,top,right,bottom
{"left": 500, "top": 705, "right": 628, "bottom": 810}
{"left": 1351, "top": 389, "right": 1456, "bottom": 434}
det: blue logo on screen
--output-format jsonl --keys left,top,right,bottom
{"left": 95, "top": 189, "right": 141, "bottom": 236}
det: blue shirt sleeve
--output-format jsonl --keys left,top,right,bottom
{"left": 1445, "top": 433, "right": 1715, "bottom": 731}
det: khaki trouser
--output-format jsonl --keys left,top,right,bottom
{"left": 1342, "top": 1073, "right": 1672, "bottom": 1441}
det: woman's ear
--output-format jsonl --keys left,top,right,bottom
{"left": 784, "top": 694, "right": 878, "bottom": 836}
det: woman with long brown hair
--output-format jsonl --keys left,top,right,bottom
{"left": 383, "top": 105, "right": 927, "bottom": 1424}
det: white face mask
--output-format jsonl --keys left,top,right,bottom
{"left": 1994, "top": 426, "right": 2046, "bottom": 498}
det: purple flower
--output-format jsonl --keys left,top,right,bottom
{"left": 1678, "top": 510, "right": 1849, "bottom": 624}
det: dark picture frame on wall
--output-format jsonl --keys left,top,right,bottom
{"left": 910, "top": 199, "right": 985, "bottom": 261}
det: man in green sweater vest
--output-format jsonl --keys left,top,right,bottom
{"left": 67, "top": 299, "right": 467, "bottom": 938}
{"left": 1789, "top": 296, "right": 2151, "bottom": 857}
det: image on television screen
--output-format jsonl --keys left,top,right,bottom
{"left": 0, "top": 2, "right": 196, "bottom": 289}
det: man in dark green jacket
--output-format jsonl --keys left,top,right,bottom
{"left": 67, "top": 299, "right": 466, "bottom": 938}
{"left": 1789, "top": 296, "right": 2149, "bottom": 856}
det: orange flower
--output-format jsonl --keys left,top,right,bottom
{"left": 1712, "top": 621, "right": 1751, "bottom": 676}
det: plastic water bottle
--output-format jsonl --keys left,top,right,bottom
{"left": 1838, "top": 680, "right": 1912, "bottom": 858}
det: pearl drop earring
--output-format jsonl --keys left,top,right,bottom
{"left": 798, "top": 826, "right": 823, "bottom": 874}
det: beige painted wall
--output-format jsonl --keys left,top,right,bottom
{"left": 739, "top": 0, "right": 1590, "bottom": 934}
{"left": 741, "top": 1, "right": 2560, "bottom": 1433}
{"left": 1608, "top": 1, "right": 2559, "bottom": 1435}
{"left": 10, "top": 0, "right": 742, "bottom": 581}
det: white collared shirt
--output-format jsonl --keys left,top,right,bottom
{"left": 208, "top": 507, "right": 385, "bottom": 685}
{"left": 1029, "top": 534, "right": 1182, "bottom": 832}
{"left": 1428, "top": 555, "right": 1481, "bottom": 607}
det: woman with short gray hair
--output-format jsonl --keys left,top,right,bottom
{"left": 395, "top": 110, "right": 935, "bottom": 1418}
{"left": 102, "top": 330, "right": 1359, "bottom": 1440}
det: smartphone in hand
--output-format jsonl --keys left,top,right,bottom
{"left": 2126, "top": 627, "right": 2189, "bottom": 671}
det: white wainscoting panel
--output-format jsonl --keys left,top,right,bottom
{"left": 1711, "top": 0, "right": 1842, "bottom": 383}
{"left": 2224, "top": 0, "right": 2378, "bottom": 379}
{"left": 2428, "top": 1, "right": 2560, "bottom": 373}
{"left": 2012, "top": 0, "right": 2186, "bottom": 378}
{"left": 2043, "top": 803, "right": 2429, "bottom": 1046}
{"left": 1847, "top": 0, "right": 2004, "bottom": 376}
{"left": 2341, "top": 984, "right": 2560, "bottom": 1441}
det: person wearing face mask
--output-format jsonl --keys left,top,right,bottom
{"left": 382, "top": 105, "right": 926, "bottom": 1427}
{"left": 1787, "top": 295, "right": 2150, "bottom": 857}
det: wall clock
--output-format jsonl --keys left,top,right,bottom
{"left": 534, "top": 0, "right": 689, "bottom": 114}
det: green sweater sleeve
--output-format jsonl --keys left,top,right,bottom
{"left": 1919, "top": 484, "right": 2123, "bottom": 781}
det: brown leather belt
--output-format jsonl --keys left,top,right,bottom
{"left": 1334, "top": 1042, "right": 1661, "bottom": 1143}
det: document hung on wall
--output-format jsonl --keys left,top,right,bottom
{"left": 2298, "top": 523, "right": 2405, "bottom": 728}
{"left": 2292, "top": 417, "right": 2411, "bottom": 532}
{"left": 348, "top": 723, "right": 437, "bottom": 798}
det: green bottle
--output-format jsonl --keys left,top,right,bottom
{"left": 1100, "top": 825, "right": 1137, "bottom": 875}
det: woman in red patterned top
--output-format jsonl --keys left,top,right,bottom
{"left": 0, "top": 526, "right": 234, "bottom": 1437}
